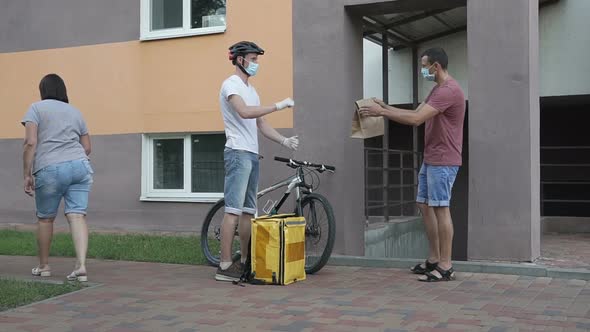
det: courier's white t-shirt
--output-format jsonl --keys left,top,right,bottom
{"left": 219, "top": 75, "right": 260, "bottom": 154}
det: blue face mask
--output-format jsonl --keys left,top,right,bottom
{"left": 243, "top": 59, "right": 259, "bottom": 77}
{"left": 421, "top": 64, "right": 436, "bottom": 81}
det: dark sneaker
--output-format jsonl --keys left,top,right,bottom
{"left": 215, "top": 261, "right": 244, "bottom": 282}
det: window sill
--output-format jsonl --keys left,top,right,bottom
{"left": 140, "top": 194, "right": 223, "bottom": 203}
{"left": 140, "top": 26, "right": 226, "bottom": 41}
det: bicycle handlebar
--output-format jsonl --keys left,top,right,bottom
{"left": 274, "top": 156, "right": 336, "bottom": 172}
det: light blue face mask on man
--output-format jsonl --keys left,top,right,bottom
{"left": 243, "top": 59, "right": 259, "bottom": 77}
{"left": 421, "top": 64, "right": 436, "bottom": 81}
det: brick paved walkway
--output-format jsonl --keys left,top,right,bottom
{"left": 1, "top": 255, "right": 589, "bottom": 332}
{"left": 539, "top": 233, "right": 590, "bottom": 270}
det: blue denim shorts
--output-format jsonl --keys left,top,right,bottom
{"left": 224, "top": 148, "right": 259, "bottom": 216}
{"left": 416, "top": 163, "right": 459, "bottom": 207}
{"left": 34, "top": 158, "right": 94, "bottom": 219}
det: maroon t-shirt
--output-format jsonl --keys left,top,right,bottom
{"left": 423, "top": 78, "right": 466, "bottom": 166}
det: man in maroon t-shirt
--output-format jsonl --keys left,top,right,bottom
{"left": 360, "top": 48, "right": 465, "bottom": 282}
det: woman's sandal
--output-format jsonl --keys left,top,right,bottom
{"left": 410, "top": 260, "right": 438, "bottom": 275}
{"left": 66, "top": 271, "right": 88, "bottom": 282}
{"left": 32, "top": 267, "right": 51, "bottom": 277}
{"left": 419, "top": 266, "right": 455, "bottom": 282}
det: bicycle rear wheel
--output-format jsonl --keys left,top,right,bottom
{"left": 200, "top": 199, "right": 241, "bottom": 266}
{"left": 298, "top": 193, "right": 336, "bottom": 274}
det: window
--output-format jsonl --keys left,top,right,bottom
{"left": 140, "top": 0, "right": 226, "bottom": 40}
{"left": 141, "top": 133, "right": 226, "bottom": 202}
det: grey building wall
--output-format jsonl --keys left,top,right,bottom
{"left": 0, "top": 0, "right": 140, "bottom": 53}
{"left": 292, "top": 0, "right": 381, "bottom": 256}
{"left": 1, "top": 134, "right": 204, "bottom": 232}
{"left": 0, "top": 130, "right": 295, "bottom": 233}
{"left": 467, "top": 0, "right": 541, "bottom": 261}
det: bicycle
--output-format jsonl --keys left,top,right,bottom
{"left": 200, "top": 156, "right": 336, "bottom": 274}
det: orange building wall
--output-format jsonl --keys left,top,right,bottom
{"left": 0, "top": 0, "right": 293, "bottom": 139}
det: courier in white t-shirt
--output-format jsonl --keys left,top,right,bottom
{"left": 219, "top": 75, "right": 260, "bottom": 154}
{"left": 215, "top": 41, "right": 299, "bottom": 282}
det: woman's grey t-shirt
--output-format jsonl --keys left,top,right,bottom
{"left": 21, "top": 99, "right": 89, "bottom": 174}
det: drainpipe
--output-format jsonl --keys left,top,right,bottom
{"left": 382, "top": 34, "right": 390, "bottom": 222}
{"left": 412, "top": 46, "right": 419, "bottom": 216}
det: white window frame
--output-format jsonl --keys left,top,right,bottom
{"left": 140, "top": 0, "right": 226, "bottom": 41}
{"left": 141, "top": 133, "right": 224, "bottom": 203}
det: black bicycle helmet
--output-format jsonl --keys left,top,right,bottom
{"left": 228, "top": 41, "right": 265, "bottom": 64}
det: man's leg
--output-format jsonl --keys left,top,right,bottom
{"left": 216, "top": 149, "right": 253, "bottom": 281}
{"left": 216, "top": 212, "right": 246, "bottom": 281}
{"left": 240, "top": 152, "right": 259, "bottom": 263}
{"left": 434, "top": 207, "right": 453, "bottom": 271}
{"left": 418, "top": 166, "right": 458, "bottom": 281}
{"left": 220, "top": 149, "right": 251, "bottom": 266}
{"left": 417, "top": 203, "right": 440, "bottom": 265}
{"left": 414, "top": 163, "right": 440, "bottom": 271}
{"left": 220, "top": 213, "right": 240, "bottom": 267}
{"left": 238, "top": 213, "right": 253, "bottom": 262}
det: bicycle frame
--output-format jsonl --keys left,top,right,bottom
{"left": 201, "top": 156, "right": 334, "bottom": 272}
{"left": 256, "top": 167, "right": 308, "bottom": 216}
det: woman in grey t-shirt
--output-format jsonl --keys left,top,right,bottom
{"left": 22, "top": 74, "right": 93, "bottom": 282}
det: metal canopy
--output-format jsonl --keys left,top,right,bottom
{"left": 361, "top": 0, "right": 560, "bottom": 51}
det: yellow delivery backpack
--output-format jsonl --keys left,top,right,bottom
{"left": 249, "top": 214, "right": 306, "bottom": 285}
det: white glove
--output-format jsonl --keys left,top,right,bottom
{"left": 281, "top": 136, "right": 299, "bottom": 151}
{"left": 275, "top": 98, "right": 294, "bottom": 111}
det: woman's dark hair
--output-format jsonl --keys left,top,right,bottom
{"left": 39, "top": 74, "right": 69, "bottom": 103}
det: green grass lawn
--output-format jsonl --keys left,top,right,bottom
{"left": 0, "top": 278, "right": 84, "bottom": 312}
{"left": 0, "top": 230, "right": 215, "bottom": 265}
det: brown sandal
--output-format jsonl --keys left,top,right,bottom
{"left": 410, "top": 260, "right": 438, "bottom": 275}
{"left": 419, "top": 266, "right": 455, "bottom": 282}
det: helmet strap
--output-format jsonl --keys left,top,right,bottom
{"left": 237, "top": 56, "right": 251, "bottom": 76}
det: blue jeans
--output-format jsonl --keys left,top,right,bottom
{"left": 416, "top": 163, "right": 459, "bottom": 207}
{"left": 34, "top": 158, "right": 94, "bottom": 219}
{"left": 224, "top": 148, "right": 259, "bottom": 216}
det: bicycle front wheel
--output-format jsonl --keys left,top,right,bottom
{"left": 298, "top": 193, "right": 336, "bottom": 274}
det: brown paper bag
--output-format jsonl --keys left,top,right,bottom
{"left": 351, "top": 98, "right": 384, "bottom": 139}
